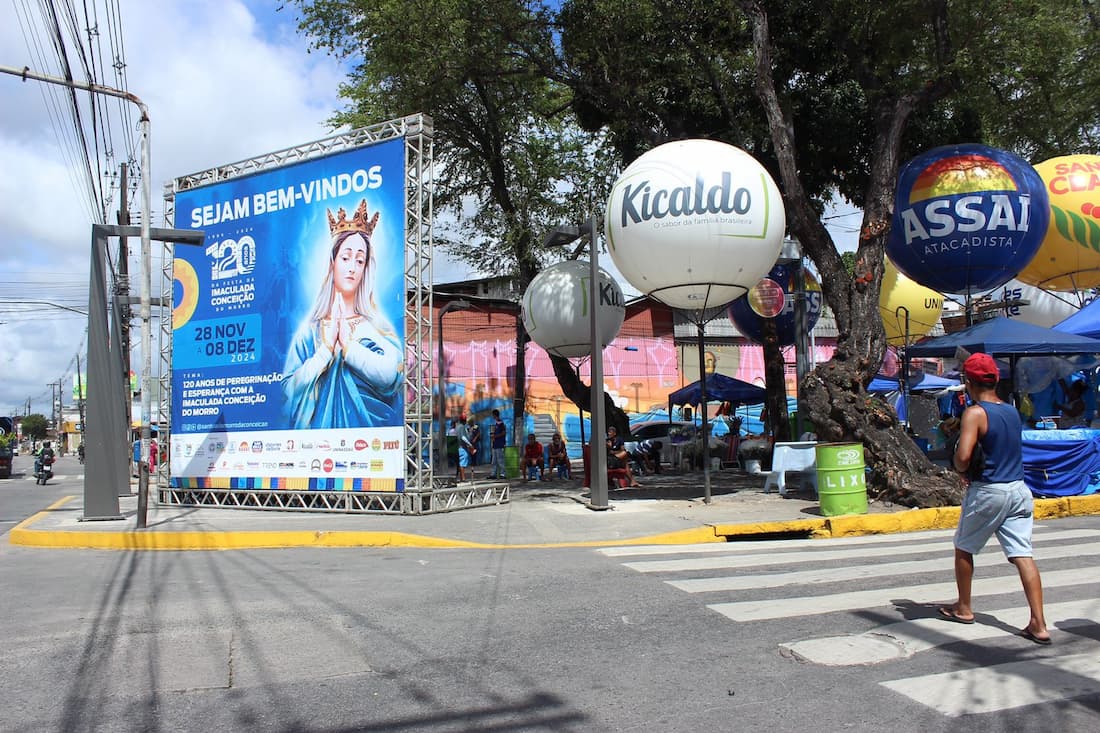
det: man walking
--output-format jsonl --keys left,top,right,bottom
{"left": 939, "top": 352, "right": 1050, "bottom": 644}
{"left": 490, "top": 408, "right": 507, "bottom": 479}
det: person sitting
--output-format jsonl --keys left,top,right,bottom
{"left": 35, "top": 441, "right": 56, "bottom": 475}
{"left": 522, "top": 432, "right": 546, "bottom": 481}
{"left": 606, "top": 426, "right": 640, "bottom": 487}
{"left": 1056, "top": 379, "right": 1087, "bottom": 429}
{"left": 547, "top": 433, "right": 570, "bottom": 479}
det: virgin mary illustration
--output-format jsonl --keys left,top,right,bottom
{"left": 282, "top": 199, "right": 403, "bottom": 429}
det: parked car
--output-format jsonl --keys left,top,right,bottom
{"left": 0, "top": 443, "right": 13, "bottom": 479}
{"left": 622, "top": 420, "right": 697, "bottom": 470}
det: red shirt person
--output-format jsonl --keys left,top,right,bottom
{"left": 522, "top": 433, "right": 545, "bottom": 481}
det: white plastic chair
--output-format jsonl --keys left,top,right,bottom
{"left": 763, "top": 441, "right": 818, "bottom": 497}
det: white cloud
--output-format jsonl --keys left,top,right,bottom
{"left": 0, "top": 0, "right": 345, "bottom": 415}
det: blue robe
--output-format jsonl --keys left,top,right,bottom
{"left": 282, "top": 317, "right": 403, "bottom": 429}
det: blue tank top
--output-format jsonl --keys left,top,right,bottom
{"left": 977, "top": 401, "right": 1023, "bottom": 483}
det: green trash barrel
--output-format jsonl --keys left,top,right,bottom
{"left": 504, "top": 446, "right": 520, "bottom": 478}
{"left": 815, "top": 442, "right": 867, "bottom": 516}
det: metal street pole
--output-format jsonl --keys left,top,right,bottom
{"left": 588, "top": 213, "right": 608, "bottom": 509}
{"left": 436, "top": 299, "right": 471, "bottom": 479}
{"left": 0, "top": 64, "right": 153, "bottom": 527}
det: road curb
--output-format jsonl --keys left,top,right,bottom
{"left": 9, "top": 494, "right": 1100, "bottom": 551}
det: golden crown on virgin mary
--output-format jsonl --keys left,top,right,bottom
{"left": 327, "top": 199, "right": 380, "bottom": 239}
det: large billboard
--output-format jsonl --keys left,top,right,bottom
{"left": 170, "top": 139, "right": 407, "bottom": 491}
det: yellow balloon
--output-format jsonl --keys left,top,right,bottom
{"left": 880, "top": 259, "right": 943, "bottom": 345}
{"left": 1017, "top": 155, "right": 1100, "bottom": 291}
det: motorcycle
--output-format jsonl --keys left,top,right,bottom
{"left": 34, "top": 456, "right": 55, "bottom": 485}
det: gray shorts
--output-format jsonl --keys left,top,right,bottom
{"left": 954, "top": 480, "right": 1034, "bottom": 558}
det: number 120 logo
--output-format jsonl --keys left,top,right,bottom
{"left": 206, "top": 236, "right": 256, "bottom": 280}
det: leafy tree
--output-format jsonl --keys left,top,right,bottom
{"left": 20, "top": 413, "right": 49, "bottom": 443}
{"left": 293, "top": 0, "right": 628, "bottom": 443}
{"left": 551, "top": 0, "right": 1099, "bottom": 505}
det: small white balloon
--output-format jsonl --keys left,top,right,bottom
{"left": 604, "top": 139, "right": 786, "bottom": 311}
{"left": 521, "top": 260, "right": 625, "bottom": 358}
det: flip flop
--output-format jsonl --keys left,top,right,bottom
{"left": 937, "top": 606, "right": 975, "bottom": 625}
{"left": 1019, "top": 628, "right": 1052, "bottom": 646}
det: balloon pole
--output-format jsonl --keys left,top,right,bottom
{"left": 697, "top": 321, "right": 711, "bottom": 503}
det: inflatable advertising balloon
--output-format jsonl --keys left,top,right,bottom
{"left": 887, "top": 144, "right": 1049, "bottom": 294}
{"left": 521, "top": 260, "right": 625, "bottom": 358}
{"left": 1016, "top": 154, "right": 1100, "bottom": 291}
{"left": 605, "top": 139, "right": 786, "bottom": 311}
{"left": 728, "top": 263, "right": 822, "bottom": 346}
{"left": 978, "top": 279, "right": 1078, "bottom": 328}
{"left": 879, "top": 258, "right": 943, "bottom": 345}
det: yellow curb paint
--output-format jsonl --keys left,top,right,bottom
{"left": 825, "top": 507, "right": 962, "bottom": 538}
{"left": 10, "top": 493, "right": 1100, "bottom": 551}
{"left": 9, "top": 520, "right": 725, "bottom": 551}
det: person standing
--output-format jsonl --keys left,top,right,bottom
{"left": 454, "top": 415, "right": 475, "bottom": 482}
{"left": 490, "top": 408, "right": 507, "bottom": 479}
{"left": 467, "top": 420, "right": 482, "bottom": 467}
{"left": 939, "top": 352, "right": 1050, "bottom": 644}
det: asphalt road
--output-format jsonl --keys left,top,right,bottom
{"left": 2, "top": 460, "right": 1099, "bottom": 731}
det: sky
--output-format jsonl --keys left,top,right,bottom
{"left": 0, "top": 0, "right": 482, "bottom": 418}
{"left": 0, "top": 0, "right": 863, "bottom": 421}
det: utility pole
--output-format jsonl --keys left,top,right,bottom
{"left": 117, "top": 163, "right": 132, "bottom": 435}
{"left": 1, "top": 63, "right": 154, "bottom": 527}
{"left": 76, "top": 354, "right": 86, "bottom": 448}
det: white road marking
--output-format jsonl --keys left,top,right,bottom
{"left": 707, "top": 568, "right": 1094, "bottom": 622}
{"left": 880, "top": 651, "right": 1100, "bottom": 716}
{"left": 598, "top": 529, "right": 960, "bottom": 557}
{"left": 781, "top": 599, "right": 1100, "bottom": 665}
{"left": 669, "top": 540, "right": 1100, "bottom": 592}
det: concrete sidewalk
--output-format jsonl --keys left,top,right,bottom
{"left": 10, "top": 468, "right": 1100, "bottom": 550}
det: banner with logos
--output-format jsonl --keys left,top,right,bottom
{"left": 170, "top": 139, "right": 407, "bottom": 490}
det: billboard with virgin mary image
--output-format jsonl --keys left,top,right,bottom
{"left": 170, "top": 138, "right": 407, "bottom": 491}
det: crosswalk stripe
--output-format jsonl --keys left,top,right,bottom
{"left": 623, "top": 528, "right": 1096, "bottom": 574}
{"left": 781, "top": 599, "right": 1100, "bottom": 666}
{"left": 669, "top": 540, "right": 1100, "bottom": 592}
{"left": 598, "top": 529, "right": 960, "bottom": 557}
{"left": 707, "top": 567, "right": 1094, "bottom": 622}
{"left": 880, "top": 651, "right": 1100, "bottom": 716}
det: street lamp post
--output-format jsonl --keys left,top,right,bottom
{"left": 437, "top": 298, "right": 471, "bottom": 479}
{"left": 543, "top": 217, "right": 608, "bottom": 509}
{"left": 1, "top": 64, "right": 155, "bottom": 527}
{"left": 895, "top": 305, "right": 911, "bottom": 428}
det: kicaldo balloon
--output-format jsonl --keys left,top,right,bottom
{"left": 879, "top": 258, "right": 943, "bottom": 345}
{"left": 1016, "top": 155, "right": 1100, "bottom": 291}
{"left": 728, "top": 263, "right": 822, "bottom": 346}
{"left": 605, "top": 139, "right": 786, "bottom": 311}
{"left": 887, "top": 144, "right": 1049, "bottom": 295}
{"left": 520, "top": 260, "right": 625, "bottom": 358}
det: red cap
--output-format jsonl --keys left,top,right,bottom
{"left": 963, "top": 353, "right": 999, "bottom": 385}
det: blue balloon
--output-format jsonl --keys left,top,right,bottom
{"left": 728, "top": 263, "right": 822, "bottom": 346}
{"left": 887, "top": 144, "right": 1049, "bottom": 295}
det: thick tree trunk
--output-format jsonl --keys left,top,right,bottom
{"left": 739, "top": 0, "right": 964, "bottom": 507}
{"left": 761, "top": 318, "right": 790, "bottom": 442}
{"left": 549, "top": 353, "right": 631, "bottom": 437}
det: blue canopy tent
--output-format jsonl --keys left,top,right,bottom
{"left": 668, "top": 373, "right": 767, "bottom": 410}
{"left": 909, "top": 316, "right": 1100, "bottom": 496}
{"left": 907, "top": 316, "right": 1100, "bottom": 358}
{"left": 1054, "top": 297, "right": 1100, "bottom": 340}
{"left": 868, "top": 372, "right": 957, "bottom": 393}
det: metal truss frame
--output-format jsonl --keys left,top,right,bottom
{"left": 157, "top": 481, "right": 508, "bottom": 515}
{"left": 159, "top": 115, "right": 503, "bottom": 514}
